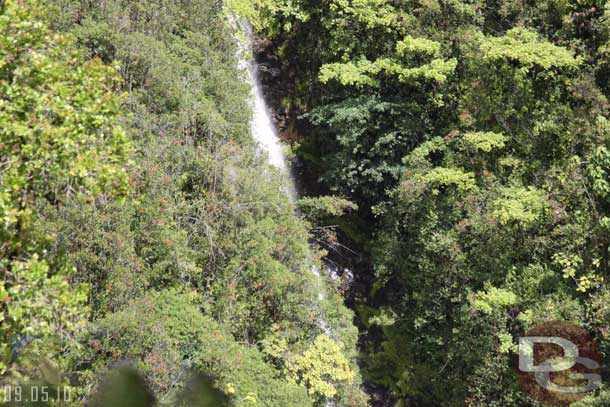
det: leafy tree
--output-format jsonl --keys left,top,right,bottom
{"left": 248, "top": 0, "right": 610, "bottom": 404}
{"left": 74, "top": 289, "right": 314, "bottom": 407}
{"left": 0, "top": 0, "right": 130, "bottom": 379}
{"left": 38, "top": 0, "right": 368, "bottom": 405}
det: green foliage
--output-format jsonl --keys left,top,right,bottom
{"left": 0, "top": 0, "right": 129, "bottom": 379}
{"left": 0, "top": 256, "right": 88, "bottom": 376}
{"left": 491, "top": 186, "right": 547, "bottom": 227}
{"left": 0, "top": 0, "right": 130, "bottom": 256}
{"left": 319, "top": 46, "right": 457, "bottom": 87}
{"left": 287, "top": 335, "right": 354, "bottom": 400}
{"left": 9, "top": 0, "right": 610, "bottom": 403}
{"left": 588, "top": 145, "right": 610, "bottom": 198}
{"left": 75, "top": 290, "right": 313, "bottom": 406}
{"left": 224, "top": 0, "right": 309, "bottom": 34}
{"left": 319, "top": 59, "right": 381, "bottom": 87}
{"left": 480, "top": 27, "right": 581, "bottom": 70}
{"left": 471, "top": 286, "right": 518, "bottom": 315}
{"left": 253, "top": 0, "right": 610, "bottom": 404}
{"left": 306, "top": 96, "right": 433, "bottom": 206}
{"left": 298, "top": 196, "right": 358, "bottom": 218}
{"left": 33, "top": 0, "right": 367, "bottom": 405}
{"left": 573, "top": 390, "right": 610, "bottom": 406}
{"left": 396, "top": 36, "right": 442, "bottom": 57}
{"left": 460, "top": 132, "right": 507, "bottom": 153}
{"left": 417, "top": 167, "right": 477, "bottom": 194}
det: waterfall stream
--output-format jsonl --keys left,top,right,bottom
{"left": 236, "top": 20, "right": 337, "bottom": 407}
{"left": 239, "top": 23, "right": 297, "bottom": 202}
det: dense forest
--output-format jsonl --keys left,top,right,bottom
{"left": 1, "top": 0, "right": 610, "bottom": 406}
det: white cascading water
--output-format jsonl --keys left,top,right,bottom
{"left": 238, "top": 21, "right": 332, "bottom": 332}
{"left": 236, "top": 20, "right": 337, "bottom": 407}
{"left": 238, "top": 22, "right": 297, "bottom": 202}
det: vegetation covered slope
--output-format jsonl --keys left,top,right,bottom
{"left": 234, "top": 0, "right": 610, "bottom": 406}
{"left": 0, "top": 1, "right": 366, "bottom": 406}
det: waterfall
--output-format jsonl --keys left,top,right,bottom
{"left": 239, "top": 23, "right": 297, "bottom": 202}
{"left": 238, "top": 22, "right": 334, "bottom": 330}
{"left": 235, "top": 20, "right": 338, "bottom": 407}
